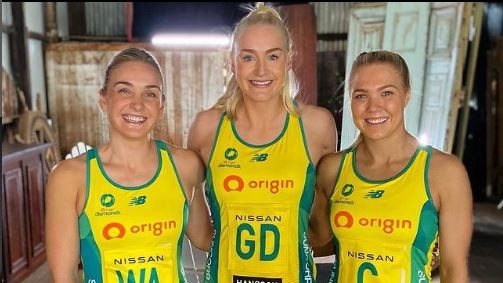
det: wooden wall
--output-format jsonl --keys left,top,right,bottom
{"left": 280, "top": 4, "right": 318, "bottom": 106}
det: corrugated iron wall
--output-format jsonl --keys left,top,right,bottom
{"left": 80, "top": 3, "right": 351, "bottom": 49}
{"left": 311, "top": 2, "right": 353, "bottom": 52}
{"left": 85, "top": 2, "right": 127, "bottom": 36}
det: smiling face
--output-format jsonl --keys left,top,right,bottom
{"left": 232, "top": 24, "right": 290, "bottom": 104}
{"left": 99, "top": 61, "right": 164, "bottom": 140}
{"left": 350, "top": 63, "right": 410, "bottom": 141}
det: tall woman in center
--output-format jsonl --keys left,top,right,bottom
{"left": 188, "top": 3, "right": 337, "bottom": 283}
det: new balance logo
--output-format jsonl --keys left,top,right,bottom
{"left": 365, "top": 190, "right": 385, "bottom": 199}
{"left": 250, "top": 153, "right": 268, "bottom": 162}
{"left": 129, "top": 195, "right": 147, "bottom": 205}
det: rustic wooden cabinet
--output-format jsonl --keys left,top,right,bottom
{"left": 2, "top": 143, "right": 51, "bottom": 283}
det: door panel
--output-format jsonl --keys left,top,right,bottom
{"left": 419, "top": 3, "right": 464, "bottom": 150}
{"left": 383, "top": 2, "right": 430, "bottom": 137}
{"left": 3, "top": 168, "right": 29, "bottom": 276}
{"left": 26, "top": 158, "right": 46, "bottom": 257}
{"left": 341, "top": 3, "right": 386, "bottom": 148}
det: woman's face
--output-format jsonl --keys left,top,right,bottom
{"left": 350, "top": 63, "right": 410, "bottom": 141}
{"left": 99, "top": 61, "right": 164, "bottom": 140}
{"left": 232, "top": 24, "right": 290, "bottom": 104}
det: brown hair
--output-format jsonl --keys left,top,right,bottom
{"left": 101, "top": 47, "right": 163, "bottom": 92}
{"left": 348, "top": 50, "right": 411, "bottom": 93}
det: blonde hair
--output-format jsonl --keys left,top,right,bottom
{"left": 213, "top": 2, "right": 299, "bottom": 119}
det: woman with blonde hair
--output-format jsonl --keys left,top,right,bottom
{"left": 188, "top": 3, "right": 337, "bottom": 282}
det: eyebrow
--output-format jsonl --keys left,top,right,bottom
{"left": 240, "top": 48, "right": 284, "bottom": 53}
{"left": 352, "top": 84, "right": 398, "bottom": 92}
{"left": 113, "top": 81, "right": 161, "bottom": 90}
{"left": 352, "top": 84, "right": 399, "bottom": 94}
{"left": 377, "top": 84, "right": 398, "bottom": 91}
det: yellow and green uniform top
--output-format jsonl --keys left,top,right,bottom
{"left": 79, "top": 140, "right": 189, "bottom": 283}
{"left": 328, "top": 145, "right": 438, "bottom": 283}
{"left": 204, "top": 113, "right": 317, "bottom": 283}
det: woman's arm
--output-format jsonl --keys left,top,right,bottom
{"left": 298, "top": 104, "right": 338, "bottom": 166}
{"left": 45, "top": 159, "right": 85, "bottom": 283}
{"left": 183, "top": 109, "right": 221, "bottom": 251}
{"left": 429, "top": 151, "right": 473, "bottom": 283}
{"left": 309, "top": 152, "right": 342, "bottom": 257}
{"left": 187, "top": 109, "right": 221, "bottom": 166}
{"left": 177, "top": 148, "right": 213, "bottom": 251}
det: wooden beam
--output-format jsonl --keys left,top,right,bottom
{"left": 317, "top": 33, "right": 348, "bottom": 41}
{"left": 446, "top": 2, "right": 472, "bottom": 154}
{"left": 279, "top": 4, "right": 318, "bottom": 106}
{"left": 67, "top": 2, "right": 86, "bottom": 37}
{"left": 10, "top": 2, "right": 32, "bottom": 110}
{"left": 455, "top": 3, "right": 484, "bottom": 159}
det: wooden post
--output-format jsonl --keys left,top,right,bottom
{"left": 279, "top": 4, "right": 318, "bottom": 106}
{"left": 10, "top": 2, "right": 32, "bottom": 111}
{"left": 44, "top": 2, "right": 59, "bottom": 43}
{"left": 455, "top": 3, "right": 484, "bottom": 159}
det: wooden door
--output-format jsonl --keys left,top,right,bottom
{"left": 418, "top": 3, "right": 465, "bottom": 150}
{"left": 341, "top": 3, "right": 386, "bottom": 148}
{"left": 383, "top": 3, "right": 430, "bottom": 137}
{"left": 25, "top": 156, "right": 46, "bottom": 262}
{"left": 2, "top": 143, "right": 51, "bottom": 283}
{"left": 2, "top": 164, "right": 29, "bottom": 283}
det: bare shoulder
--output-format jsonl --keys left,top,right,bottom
{"left": 165, "top": 143, "right": 204, "bottom": 178}
{"left": 299, "top": 104, "right": 335, "bottom": 126}
{"left": 298, "top": 104, "right": 338, "bottom": 163}
{"left": 188, "top": 108, "right": 222, "bottom": 149}
{"left": 194, "top": 107, "right": 222, "bottom": 121}
{"left": 428, "top": 148, "right": 471, "bottom": 203}
{"left": 47, "top": 154, "right": 86, "bottom": 194}
{"left": 167, "top": 144, "right": 202, "bottom": 166}
{"left": 316, "top": 151, "right": 345, "bottom": 197}
{"left": 428, "top": 148, "right": 468, "bottom": 180}
{"left": 189, "top": 108, "right": 222, "bottom": 137}
{"left": 318, "top": 151, "right": 344, "bottom": 176}
{"left": 49, "top": 154, "right": 86, "bottom": 179}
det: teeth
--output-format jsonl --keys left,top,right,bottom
{"left": 366, "top": 117, "right": 388, "bottom": 124}
{"left": 123, "top": 114, "right": 146, "bottom": 123}
{"left": 251, "top": 80, "right": 272, "bottom": 87}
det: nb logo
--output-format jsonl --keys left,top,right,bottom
{"left": 251, "top": 153, "right": 268, "bottom": 162}
{"left": 129, "top": 195, "right": 147, "bottom": 205}
{"left": 365, "top": 190, "right": 385, "bottom": 199}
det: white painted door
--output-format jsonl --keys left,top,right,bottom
{"left": 383, "top": 2, "right": 430, "bottom": 137}
{"left": 418, "top": 3, "right": 465, "bottom": 150}
{"left": 341, "top": 3, "right": 387, "bottom": 148}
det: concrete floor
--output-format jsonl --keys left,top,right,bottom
{"left": 21, "top": 202, "right": 503, "bottom": 283}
